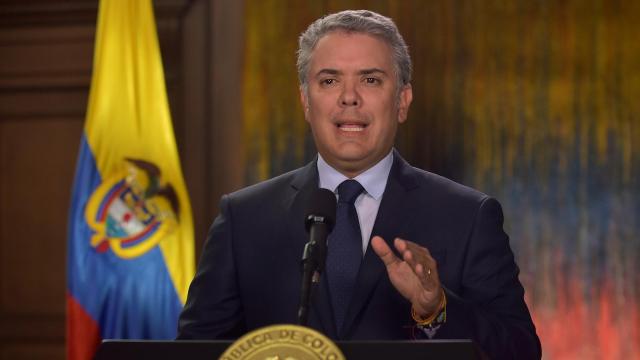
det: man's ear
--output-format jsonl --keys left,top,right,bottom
{"left": 397, "top": 84, "right": 413, "bottom": 124}
{"left": 299, "top": 86, "right": 310, "bottom": 122}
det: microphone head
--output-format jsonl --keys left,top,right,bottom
{"left": 304, "top": 188, "right": 337, "bottom": 232}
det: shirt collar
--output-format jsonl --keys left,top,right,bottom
{"left": 317, "top": 150, "right": 394, "bottom": 201}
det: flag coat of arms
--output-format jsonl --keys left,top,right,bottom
{"left": 66, "top": 1, "right": 194, "bottom": 359}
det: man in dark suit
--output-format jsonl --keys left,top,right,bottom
{"left": 178, "top": 10, "right": 541, "bottom": 360}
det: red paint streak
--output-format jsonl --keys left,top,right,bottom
{"left": 529, "top": 278, "right": 640, "bottom": 359}
{"left": 596, "top": 283, "right": 620, "bottom": 360}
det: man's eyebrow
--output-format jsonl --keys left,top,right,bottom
{"left": 315, "top": 69, "right": 341, "bottom": 77}
{"left": 359, "top": 68, "right": 387, "bottom": 76}
{"left": 314, "top": 68, "right": 388, "bottom": 77}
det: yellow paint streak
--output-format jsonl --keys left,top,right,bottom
{"left": 243, "top": 0, "right": 321, "bottom": 181}
{"left": 241, "top": 0, "right": 639, "bottom": 184}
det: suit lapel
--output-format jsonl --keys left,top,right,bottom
{"left": 341, "top": 151, "right": 419, "bottom": 338}
{"left": 284, "top": 161, "right": 318, "bottom": 269}
{"left": 285, "top": 159, "right": 338, "bottom": 338}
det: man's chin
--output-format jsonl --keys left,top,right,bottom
{"left": 332, "top": 149, "right": 368, "bottom": 165}
{"left": 327, "top": 152, "right": 382, "bottom": 177}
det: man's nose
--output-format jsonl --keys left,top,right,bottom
{"left": 339, "top": 82, "right": 360, "bottom": 107}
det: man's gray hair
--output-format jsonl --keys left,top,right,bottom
{"left": 297, "top": 10, "right": 412, "bottom": 92}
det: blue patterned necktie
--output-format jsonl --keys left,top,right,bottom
{"left": 326, "top": 179, "right": 364, "bottom": 333}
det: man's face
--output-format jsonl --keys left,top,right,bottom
{"left": 300, "top": 31, "right": 413, "bottom": 178}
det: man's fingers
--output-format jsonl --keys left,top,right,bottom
{"left": 394, "top": 238, "right": 439, "bottom": 289}
{"left": 371, "top": 236, "right": 400, "bottom": 267}
{"left": 396, "top": 238, "right": 423, "bottom": 268}
{"left": 400, "top": 238, "right": 433, "bottom": 260}
{"left": 394, "top": 238, "right": 408, "bottom": 252}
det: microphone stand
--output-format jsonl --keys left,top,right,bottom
{"left": 298, "top": 216, "right": 329, "bottom": 326}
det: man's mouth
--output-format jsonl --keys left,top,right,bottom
{"left": 337, "top": 123, "right": 367, "bottom": 132}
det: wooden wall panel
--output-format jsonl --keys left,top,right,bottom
{"left": 180, "top": 0, "right": 210, "bottom": 256}
{"left": 1, "top": 343, "right": 65, "bottom": 360}
{"left": 0, "top": 90, "right": 88, "bottom": 118}
{"left": 0, "top": 38, "right": 92, "bottom": 76}
{"left": 0, "top": 5, "right": 95, "bottom": 357}
{"left": 0, "top": 118, "right": 83, "bottom": 316}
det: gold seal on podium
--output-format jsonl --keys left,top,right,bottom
{"left": 219, "top": 324, "right": 345, "bottom": 360}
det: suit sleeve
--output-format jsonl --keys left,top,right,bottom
{"left": 176, "top": 194, "right": 246, "bottom": 339}
{"left": 433, "top": 197, "right": 541, "bottom": 360}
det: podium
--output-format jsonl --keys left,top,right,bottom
{"left": 95, "top": 339, "right": 486, "bottom": 359}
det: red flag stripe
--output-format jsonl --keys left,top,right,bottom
{"left": 66, "top": 293, "right": 101, "bottom": 360}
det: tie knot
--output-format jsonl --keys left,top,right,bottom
{"left": 337, "top": 179, "right": 364, "bottom": 204}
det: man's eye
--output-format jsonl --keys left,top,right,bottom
{"left": 365, "top": 77, "right": 380, "bottom": 84}
{"left": 321, "top": 79, "right": 335, "bottom": 85}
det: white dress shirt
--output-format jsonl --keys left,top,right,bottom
{"left": 317, "top": 150, "right": 394, "bottom": 255}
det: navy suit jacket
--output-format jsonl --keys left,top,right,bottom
{"left": 178, "top": 151, "right": 541, "bottom": 359}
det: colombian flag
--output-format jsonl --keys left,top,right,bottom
{"left": 66, "top": 1, "right": 194, "bottom": 359}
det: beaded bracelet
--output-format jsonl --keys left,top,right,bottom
{"left": 411, "top": 291, "right": 447, "bottom": 326}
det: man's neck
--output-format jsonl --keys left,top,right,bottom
{"left": 317, "top": 150, "right": 394, "bottom": 200}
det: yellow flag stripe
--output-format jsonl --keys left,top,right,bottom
{"left": 84, "top": 0, "right": 194, "bottom": 303}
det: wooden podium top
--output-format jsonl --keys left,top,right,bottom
{"left": 96, "top": 339, "right": 484, "bottom": 360}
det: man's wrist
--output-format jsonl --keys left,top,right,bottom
{"left": 411, "top": 290, "right": 447, "bottom": 326}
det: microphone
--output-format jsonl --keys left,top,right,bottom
{"left": 298, "top": 188, "right": 336, "bottom": 326}
{"left": 304, "top": 188, "right": 337, "bottom": 273}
